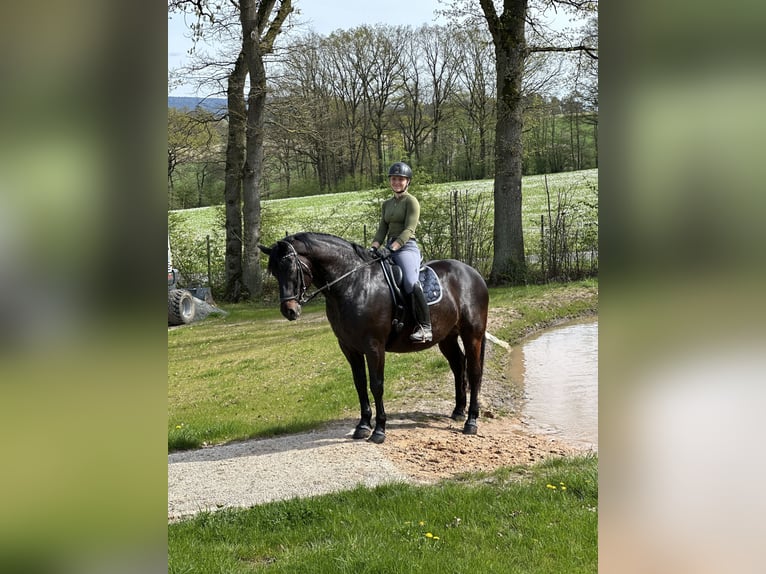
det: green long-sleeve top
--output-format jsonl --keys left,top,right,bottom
{"left": 372, "top": 192, "right": 420, "bottom": 246}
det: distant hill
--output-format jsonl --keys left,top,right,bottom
{"left": 168, "top": 97, "right": 227, "bottom": 114}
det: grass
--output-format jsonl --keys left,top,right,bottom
{"left": 169, "top": 169, "right": 598, "bottom": 249}
{"left": 168, "top": 279, "right": 597, "bottom": 451}
{"left": 168, "top": 455, "right": 597, "bottom": 574}
{"left": 489, "top": 279, "right": 599, "bottom": 344}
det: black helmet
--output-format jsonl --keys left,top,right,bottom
{"left": 388, "top": 162, "right": 413, "bottom": 179}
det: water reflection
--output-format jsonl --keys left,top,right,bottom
{"left": 507, "top": 317, "right": 598, "bottom": 448}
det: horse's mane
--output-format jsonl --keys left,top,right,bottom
{"left": 291, "top": 232, "right": 374, "bottom": 262}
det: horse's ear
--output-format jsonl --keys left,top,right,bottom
{"left": 258, "top": 244, "right": 272, "bottom": 256}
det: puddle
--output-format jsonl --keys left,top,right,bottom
{"left": 507, "top": 317, "right": 598, "bottom": 448}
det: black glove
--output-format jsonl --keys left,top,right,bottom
{"left": 376, "top": 245, "right": 392, "bottom": 259}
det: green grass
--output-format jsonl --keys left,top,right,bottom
{"left": 489, "top": 279, "right": 599, "bottom": 344}
{"left": 168, "top": 280, "right": 597, "bottom": 451}
{"left": 170, "top": 169, "right": 598, "bottom": 249}
{"left": 168, "top": 455, "right": 597, "bottom": 573}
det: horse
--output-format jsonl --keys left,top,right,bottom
{"left": 259, "top": 232, "right": 489, "bottom": 444}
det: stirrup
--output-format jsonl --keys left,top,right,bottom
{"left": 410, "top": 325, "right": 432, "bottom": 342}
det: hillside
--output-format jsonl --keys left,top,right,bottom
{"left": 168, "top": 96, "right": 227, "bottom": 114}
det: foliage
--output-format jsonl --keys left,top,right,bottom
{"left": 168, "top": 455, "right": 598, "bottom": 573}
{"left": 538, "top": 175, "right": 599, "bottom": 281}
{"left": 418, "top": 186, "right": 494, "bottom": 277}
{"left": 167, "top": 107, "right": 226, "bottom": 210}
{"left": 168, "top": 208, "right": 227, "bottom": 298}
{"left": 171, "top": 22, "right": 596, "bottom": 199}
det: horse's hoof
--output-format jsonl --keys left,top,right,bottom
{"left": 463, "top": 422, "right": 478, "bottom": 435}
{"left": 451, "top": 409, "right": 466, "bottom": 422}
{"left": 368, "top": 430, "right": 386, "bottom": 444}
{"left": 353, "top": 425, "right": 372, "bottom": 439}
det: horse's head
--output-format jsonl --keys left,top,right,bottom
{"left": 259, "top": 240, "right": 313, "bottom": 321}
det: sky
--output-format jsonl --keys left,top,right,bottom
{"left": 169, "top": 0, "right": 447, "bottom": 97}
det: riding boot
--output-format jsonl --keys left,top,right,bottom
{"left": 409, "top": 282, "right": 432, "bottom": 342}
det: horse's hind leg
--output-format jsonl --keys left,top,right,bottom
{"left": 439, "top": 335, "right": 467, "bottom": 421}
{"left": 340, "top": 343, "right": 372, "bottom": 439}
{"left": 462, "top": 334, "right": 486, "bottom": 435}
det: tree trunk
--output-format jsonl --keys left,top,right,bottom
{"left": 238, "top": 0, "right": 293, "bottom": 298}
{"left": 241, "top": 46, "right": 266, "bottom": 299}
{"left": 482, "top": 0, "right": 528, "bottom": 285}
{"left": 223, "top": 51, "right": 247, "bottom": 302}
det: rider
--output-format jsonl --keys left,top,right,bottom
{"left": 370, "top": 162, "right": 432, "bottom": 343}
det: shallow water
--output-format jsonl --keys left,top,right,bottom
{"left": 507, "top": 317, "right": 598, "bottom": 448}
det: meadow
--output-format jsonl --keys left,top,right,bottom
{"left": 168, "top": 169, "right": 598, "bottom": 287}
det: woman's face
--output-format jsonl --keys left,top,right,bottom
{"left": 389, "top": 175, "right": 409, "bottom": 194}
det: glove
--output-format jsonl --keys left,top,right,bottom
{"left": 376, "top": 245, "right": 392, "bottom": 259}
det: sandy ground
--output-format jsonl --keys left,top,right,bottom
{"left": 168, "top": 322, "right": 596, "bottom": 522}
{"left": 168, "top": 412, "right": 591, "bottom": 522}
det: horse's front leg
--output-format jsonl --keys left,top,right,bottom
{"left": 340, "top": 343, "right": 372, "bottom": 439}
{"left": 365, "top": 346, "right": 387, "bottom": 444}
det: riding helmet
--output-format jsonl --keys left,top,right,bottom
{"left": 388, "top": 162, "right": 413, "bottom": 179}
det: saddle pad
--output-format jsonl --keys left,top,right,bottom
{"left": 419, "top": 265, "right": 442, "bottom": 305}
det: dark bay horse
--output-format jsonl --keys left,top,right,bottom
{"left": 259, "top": 232, "right": 489, "bottom": 444}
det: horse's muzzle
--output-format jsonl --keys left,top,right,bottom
{"left": 281, "top": 300, "right": 301, "bottom": 321}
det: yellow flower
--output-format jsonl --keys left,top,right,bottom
{"left": 175, "top": 425, "right": 182, "bottom": 429}
{"left": 546, "top": 484, "right": 557, "bottom": 489}
{"left": 425, "top": 532, "right": 433, "bottom": 538}
{"left": 419, "top": 521, "right": 425, "bottom": 526}
{"left": 433, "top": 536, "right": 440, "bottom": 540}
{"left": 561, "top": 486, "right": 567, "bottom": 490}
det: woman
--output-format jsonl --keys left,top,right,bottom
{"left": 371, "top": 162, "right": 432, "bottom": 343}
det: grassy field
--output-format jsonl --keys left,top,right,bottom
{"left": 169, "top": 168, "right": 598, "bottom": 254}
{"left": 169, "top": 454, "right": 597, "bottom": 573}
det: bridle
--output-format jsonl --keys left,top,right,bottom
{"left": 277, "top": 241, "right": 312, "bottom": 304}
{"left": 277, "top": 240, "right": 379, "bottom": 305}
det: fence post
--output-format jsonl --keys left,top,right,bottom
{"left": 540, "top": 215, "right": 545, "bottom": 278}
{"left": 206, "top": 235, "right": 211, "bottom": 286}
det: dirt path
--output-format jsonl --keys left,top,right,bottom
{"left": 168, "top": 327, "right": 596, "bottom": 522}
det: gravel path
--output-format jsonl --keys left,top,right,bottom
{"left": 168, "top": 422, "right": 414, "bottom": 522}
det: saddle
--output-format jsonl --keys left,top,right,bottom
{"left": 379, "top": 258, "right": 442, "bottom": 332}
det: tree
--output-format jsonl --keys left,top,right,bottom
{"left": 223, "top": 51, "right": 247, "bottom": 301}
{"left": 451, "top": 0, "right": 597, "bottom": 284}
{"left": 452, "top": 26, "right": 496, "bottom": 180}
{"left": 239, "top": 0, "right": 294, "bottom": 298}
{"left": 169, "top": 0, "right": 293, "bottom": 300}
{"left": 476, "top": 0, "right": 529, "bottom": 284}
{"left": 168, "top": 107, "right": 224, "bottom": 209}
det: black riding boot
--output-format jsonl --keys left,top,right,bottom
{"left": 409, "top": 282, "right": 432, "bottom": 342}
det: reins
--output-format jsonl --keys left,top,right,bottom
{"left": 279, "top": 240, "right": 379, "bottom": 305}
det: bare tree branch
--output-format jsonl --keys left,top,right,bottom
{"left": 529, "top": 44, "right": 597, "bottom": 59}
